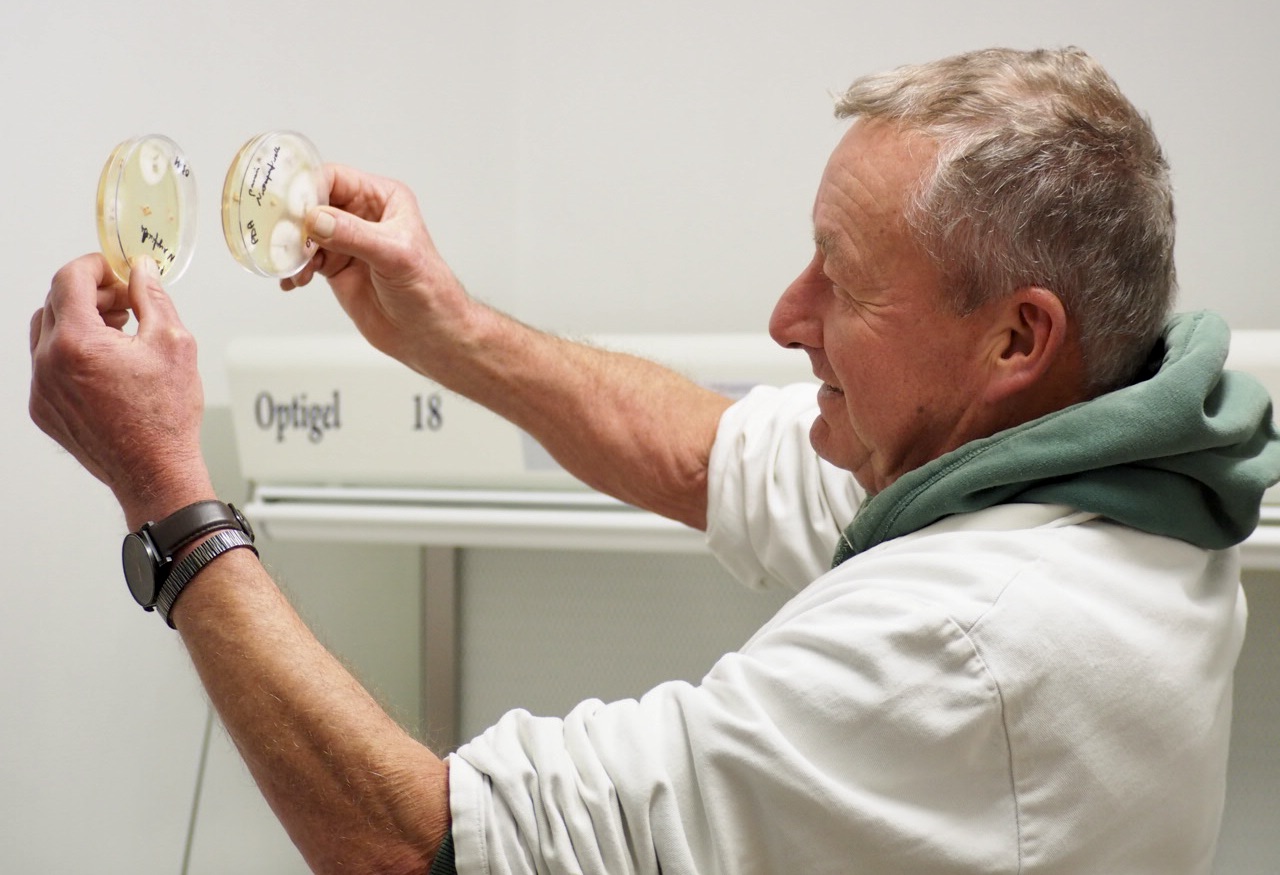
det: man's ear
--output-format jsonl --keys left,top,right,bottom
{"left": 983, "top": 286, "right": 1080, "bottom": 405}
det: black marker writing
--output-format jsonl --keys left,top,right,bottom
{"left": 247, "top": 145, "right": 282, "bottom": 207}
{"left": 139, "top": 225, "right": 177, "bottom": 270}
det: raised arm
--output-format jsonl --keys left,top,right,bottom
{"left": 285, "top": 165, "right": 732, "bottom": 529}
{"left": 29, "top": 255, "right": 448, "bottom": 875}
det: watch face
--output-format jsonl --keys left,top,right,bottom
{"left": 122, "top": 532, "right": 161, "bottom": 608}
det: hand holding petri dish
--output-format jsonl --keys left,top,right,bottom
{"left": 96, "top": 134, "right": 198, "bottom": 284}
{"left": 221, "top": 131, "right": 328, "bottom": 279}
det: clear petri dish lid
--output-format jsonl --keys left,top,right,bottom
{"left": 96, "top": 134, "right": 197, "bottom": 284}
{"left": 222, "top": 131, "right": 328, "bottom": 279}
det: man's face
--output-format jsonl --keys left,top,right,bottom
{"left": 769, "top": 120, "right": 1002, "bottom": 494}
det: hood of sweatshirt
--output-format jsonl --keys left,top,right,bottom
{"left": 834, "top": 310, "right": 1280, "bottom": 566}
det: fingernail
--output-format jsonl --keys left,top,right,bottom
{"left": 133, "top": 256, "right": 159, "bottom": 281}
{"left": 311, "top": 209, "right": 336, "bottom": 239}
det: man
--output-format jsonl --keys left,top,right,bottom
{"left": 29, "top": 46, "right": 1280, "bottom": 874}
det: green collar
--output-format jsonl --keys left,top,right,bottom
{"left": 834, "top": 311, "right": 1280, "bottom": 566}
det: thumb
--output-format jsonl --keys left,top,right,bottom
{"left": 306, "top": 206, "right": 403, "bottom": 273}
{"left": 127, "top": 256, "right": 184, "bottom": 334}
{"left": 307, "top": 205, "right": 368, "bottom": 255}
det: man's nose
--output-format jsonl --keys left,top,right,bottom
{"left": 770, "top": 255, "right": 824, "bottom": 351}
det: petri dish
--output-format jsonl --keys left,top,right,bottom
{"left": 222, "top": 131, "right": 327, "bottom": 278}
{"left": 96, "top": 135, "right": 197, "bottom": 284}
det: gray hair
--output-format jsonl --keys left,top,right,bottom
{"left": 835, "top": 47, "right": 1176, "bottom": 394}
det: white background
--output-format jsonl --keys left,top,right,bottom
{"left": 2, "top": 1, "right": 1277, "bottom": 872}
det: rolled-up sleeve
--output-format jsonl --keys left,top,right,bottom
{"left": 705, "top": 384, "right": 862, "bottom": 592}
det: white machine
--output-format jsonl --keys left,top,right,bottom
{"left": 226, "top": 334, "right": 815, "bottom": 551}
{"left": 227, "top": 333, "right": 815, "bottom": 492}
{"left": 226, "top": 329, "right": 1280, "bottom": 561}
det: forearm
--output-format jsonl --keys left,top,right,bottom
{"left": 30, "top": 254, "right": 451, "bottom": 874}
{"left": 171, "top": 547, "right": 449, "bottom": 875}
{"left": 411, "top": 301, "right": 732, "bottom": 529}
{"left": 300, "top": 171, "right": 731, "bottom": 528}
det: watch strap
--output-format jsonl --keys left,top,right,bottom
{"left": 156, "top": 528, "right": 258, "bottom": 628}
{"left": 144, "top": 500, "right": 249, "bottom": 558}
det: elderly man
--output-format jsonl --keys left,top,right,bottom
{"left": 29, "top": 46, "right": 1280, "bottom": 874}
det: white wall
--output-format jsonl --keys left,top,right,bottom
{"left": 3, "top": 1, "right": 1279, "bottom": 872}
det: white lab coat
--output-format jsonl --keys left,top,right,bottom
{"left": 448, "top": 384, "right": 1244, "bottom": 874}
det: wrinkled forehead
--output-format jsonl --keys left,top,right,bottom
{"left": 810, "top": 120, "right": 938, "bottom": 264}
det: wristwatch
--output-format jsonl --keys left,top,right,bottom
{"left": 122, "top": 500, "right": 255, "bottom": 615}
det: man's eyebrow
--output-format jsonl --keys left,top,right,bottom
{"left": 813, "top": 229, "right": 849, "bottom": 273}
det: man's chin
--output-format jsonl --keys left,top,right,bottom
{"left": 809, "top": 416, "right": 875, "bottom": 490}
{"left": 808, "top": 416, "right": 843, "bottom": 467}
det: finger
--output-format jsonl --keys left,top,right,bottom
{"left": 322, "top": 163, "right": 393, "bottom": 216}
{"left": 126, "top": 256, "right": 185, "bottom": 337}
{"left": 103, "top": 309, "right": 131, "bottom": 331}
{"left": 280, "top": 249, "right": 326, "bottom": 291}
{"left": 97, "top": 276, "right": 130, "bottom": 315}
{"left": 46, "top": 254, "right": 119, "bottom": 328}
{"left": 314, "top": 249, "right": 355, "bottom": 280}
{"left": 304, "top": 204, "right": 402, "bottom": 275}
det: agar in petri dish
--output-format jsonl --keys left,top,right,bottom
{"left": 222, "top": 131, "right": 327, "bottom": 279}
{"left": 96, "top": 135, "right": 197, "bottom": 284}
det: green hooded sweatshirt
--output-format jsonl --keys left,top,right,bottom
{"left": 834, "top": 311, "right": 1280, "bottom": 566}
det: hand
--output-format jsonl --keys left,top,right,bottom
{"left": 283, "top": 164, "right": 473, "bottom": 375}
{"left": 29, "top": 254, "right": 214, "bottom": 530}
